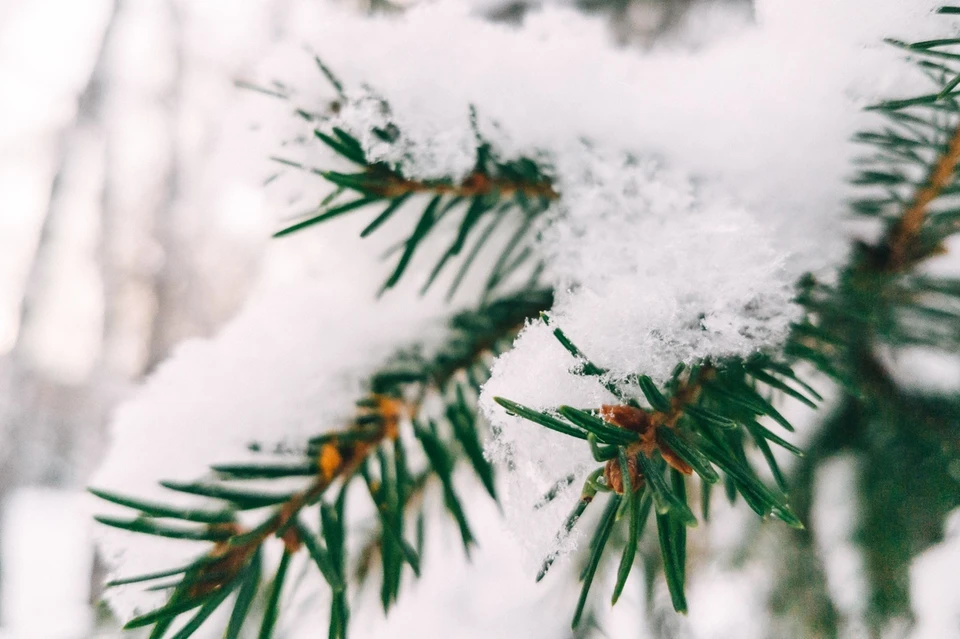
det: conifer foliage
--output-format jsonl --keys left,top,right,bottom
{"left": 91, "top": 3, "right": 960, "bottom": 637}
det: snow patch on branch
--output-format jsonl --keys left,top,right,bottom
{"left": 91, "top": 258, "right": 449, "bottom": 620}
{"left": 334, "top": 88, "right": 479, "bottom": 182}
{"left": 286, "top": 0, "right": 950, "bottom": 273}
{"left": 545, "top": 150, "right": 799, "bottom": 382}
{"left": 480, "top": 151, "right": 798, "bottom": 563}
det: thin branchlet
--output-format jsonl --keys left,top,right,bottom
{"left": 185, "top": 357, "right": 493, "bottom": 584}
{"left": 884, "top": 119, "right": 960, "bottom": 269}
{"left": 361, "top": 166, "right": 559, "bottom": 201}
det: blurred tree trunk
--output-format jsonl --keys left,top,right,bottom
{"left": 0, "top": 1, "right": 118, "bottom": 622}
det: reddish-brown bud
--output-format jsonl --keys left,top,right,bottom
{"left": 600, "top": 404, "right": 652, "bottom": 434}
{"left": 603, "top": 455, "right": 644, "bottom": 494}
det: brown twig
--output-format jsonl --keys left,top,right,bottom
{"left": 187, "top": 393, "right": 409, "bottom": 593}
{"left": 170, "top": 293, "right": 550, "bottom": 605}
{"left": 370, "top": 168, "right": 558, "bottom": 201}
{"left": 885, "top": 120, "right": 960, "bottom": 269}
{"left": 260, "top": 396, "right": 408, "bottom": 545}
{"left": 191, "top": 343, "right": 507, "bottom": 583}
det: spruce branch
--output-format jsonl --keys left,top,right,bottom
{"left": 884, "top": 117, "right": 960, "bottom": 270}
{"left": 493, "top": 328, "right": 810, "bottom": 627}
{"left": 272, "top": 94, "right": 557, "bottom": 297}
{"left": 777, "top": 15, "right": 960, "bottom": 628}
{"left": 238, "top": 62, "right": 557, "bottom": 297}
{"left": 793, "top": 24, "right": 960, "bottom": 385}
{"left": 93, "top": 288, "right": 552, "bottom": 638}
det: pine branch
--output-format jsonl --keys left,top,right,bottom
{"left": 884, "top": 118, "right": 960, "bottom": 269}
{"left": 93, "top": 288, "right": 552, "bottom": 638}
{"left": 493, "top": 328, "right": 810, "bottom": 626}
{"left": 792, "top": 30, "right": 960, "bottom": 385}
{"left": 776, "top": 16, "right": 960, "bottom": 629}
{"left": 270, "top": 83, "right": 557, "bottom": 297}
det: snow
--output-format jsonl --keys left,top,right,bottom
{"left": 0, "top": 489, "right": 94, "bottom": 638}
{"left": 544, "top": 150, "right": 799, "bottom": 380}
{"left": 812, "top": 455, "right": 871, "bottom": 637}
{"left": 333, "top": 88, "right": 480, "bottom": 183}
{"left": 479, "top": 151, "right": 797, "bottom": 561}
{"left": 912, "top": 509, "right": 960, "bottom": 639}
{"left": 480, "top": 322, "right": 610, "bottom": 569}
{"left": 283, "top": 0, "right": 950, "bottom": 272}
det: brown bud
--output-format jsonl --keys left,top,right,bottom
{"left": 600, "top": 405, "right": 652, "bottom": 434}
{"left": 603, "top": 455, "right": 644, "bottom": 494}
{"left": 376, "top": 395, "right": 408, "bottom": 440}
{"left": 318, "top": 444, "right": 343, "bottom": 481}
{"left": 657, "top": 440, "right": 693, "bottom": 476}
{"left": 281, "top": 527, "right": 303, "bottom": 554}
{"left": 461, "top": 171, "right": 492, "bottom": 194}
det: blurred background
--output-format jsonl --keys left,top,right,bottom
{"left": 0, "top": 0, "right": 299, "bottom": 634}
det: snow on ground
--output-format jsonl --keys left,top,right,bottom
{"left": 0, "top": 488, "right": 94, "bottom": 638}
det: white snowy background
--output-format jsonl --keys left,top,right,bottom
{"left": 2, "top": 0, "right": 960, "bottom": 637}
